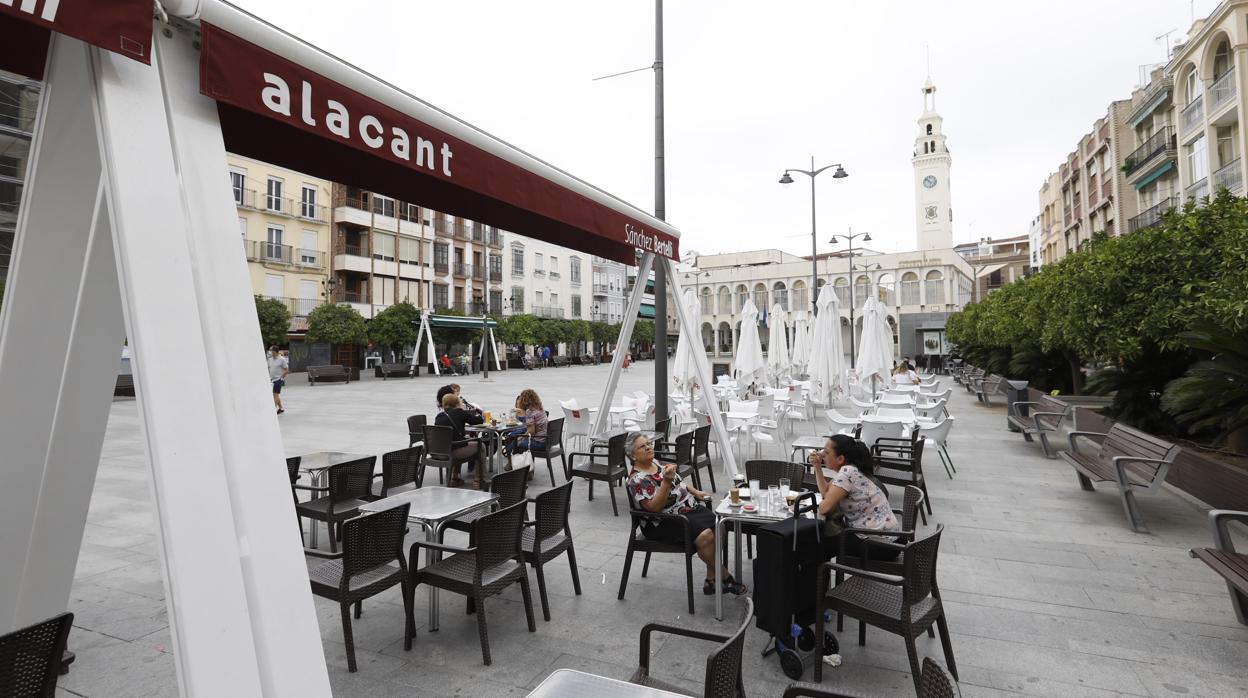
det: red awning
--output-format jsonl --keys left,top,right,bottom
{"left": 0, "top": 0, "right": 152, "bottom": 77}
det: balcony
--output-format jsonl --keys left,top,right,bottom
{"left": 487, "top": 231, "right": 503, "bottom": 248}
{"left": 532, "top": 268, "right": 546, "bottom": 278}
{"left": 1209, "top": 69, "right": 1237, "bottom": 115}
{"left": 471, "top": 224, "right": 486, "bottom": 242}
{"left": 335, "top": 290, "right": 368, "bottom": 304}
{"left": 1186, "top": 177, "right": 1210, "bottom": 202}
{"left": 548, "top": 271, "right": 561, "bottom": 280}
{"left": 591, "top": 313, "right": 611, "bottom": 323}
{"left": 472, "top": 265, "right": 486, "bottom": 281}
{"left": 570, "top": 274, "right": 582, "bottom": 286}
{"left": 453, "top": 262, "right": 470, "bottom": 278}
{"left": 1127, "top": 195, "right": 1177, "bottom": 233}
{"left": 1213, "top": 158, "right": 1242, "bottom": 194}
{"left": 261, "top": 296, "right": 322, "bottom": 317}
{"left": 434, "top": 218, "right": 454, "bottom": 237}
{"left": 489, "top": 269, "right": 502, "bottom": 283}
{"left": 343, "top": 243, "right": 368, "bottom": 257}
{"left": 532, "top": 306, "right": 564, "bottom": 319}
{"left": 245, "top": 240, "right": 326, "bottom": 268}
{"left": 1124, "top": 127, "right": 1176, "bottom": 179}
{"left": 592, "top": 284, "right": 610, "bottom": 296}
{"left": 453, "top": 222, "right": 470, "bottom": 240}
{"left": 434, "top": 261, "right": 449, "bottom": 275}
{"left": 1182, "top": 98, "right": 1204, "bottom": 135}
{"left": 297, "top": 201, "right": 328, "bottom": 222}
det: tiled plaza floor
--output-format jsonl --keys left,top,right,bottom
{"left": 59, "top": 361, "right": 1248, "bottom": 697}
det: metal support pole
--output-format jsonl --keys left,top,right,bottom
{"left": 809, "top": 155, "right": 818, "bottom": 317}
{"left": 652, "top": 0, "right": 669, "bottom": 424}
{"left": 848, "top": 235, "right": 856, "bottom": 369}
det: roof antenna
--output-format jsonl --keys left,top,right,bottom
{"left": 1156, "top": 29, "right": 1176, "bottom": 60}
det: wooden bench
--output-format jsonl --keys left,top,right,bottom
{"left": 114, "top": 374, "right": 135, "bottom": 397}
{"left": 1059, "top": 422, "right": 1180, "bottom": 532}
{"left": 375, "top": 363, "right": 414, "bottom": 379}
{"left": 971, "top": 373, "right": 1006, "bottom": 404}
{"left": 307, "top": 364, "right": 350, "bottom": 385}
{"left": 1190, "top": 509, "right": 1248, "bottom": 625}
{"left": 1007, "top": 400, "right": 1074, "bottom": 458}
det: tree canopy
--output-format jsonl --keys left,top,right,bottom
{"left": 369, "top": 301, "right": 419, "bottom": 353}
{"left": 253, "top": 295, "right": 291, "bottom": 347}
{"left": 306, "top": 303, "right": 367, "bottom": 345}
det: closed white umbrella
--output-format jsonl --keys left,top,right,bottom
{"left": 733, "top": 298, "right": 767, "bottom": 387}
{"left": 672, "top": 288, "right": 702, "bottom": 396}
{"left": 790, "top": 309, "right": 812, "bottom": 376}
{"left": 765, "top": 303, "right": 790, "bottom": 384}
{"left": 807, "top": 285, "right": 846, "bottom": 406}
{"left": 856, "top": 291, "right": 895, "bottom": 395}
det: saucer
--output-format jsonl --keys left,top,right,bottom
{"left": 741, "top": 504, "right": 758, "bottom": 513}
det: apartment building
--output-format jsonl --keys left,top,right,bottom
{"left": 953, "top": 235, "right": 1032, "bottom": 301}
{"left": 1037, "top": 171, "right": 1064, "bottom": 264}
{"left": 1122, "top": 67, "right": 1181, "bottom": 232}
{"left": 589, "top": 256, "right": 628, "bottom": 323}
{"left": 1054, "top": 100, "right": 1137, "bottom": 258}
{"left": 502, "top": 235, "right": 589, "bottom": 320}
{"left": 0, "top": 70, "right": 40, "bottom": 282}
{"left": 228, "top": 155, "right": 332, "bottom": 334}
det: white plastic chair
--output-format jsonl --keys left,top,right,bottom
{"left": 561, "top": 401, "right": 596, "bottom": 452}
{"left": 914, "top": 398, "right": 949, "bottom": 422}
{"left": 783, "top": 393, "right": 813, "bottom": 435}
{"left": 874, "top": 406, "right": 917, "bottom": 422}
{"left": 824, "top": 409, "right": 859, "bottom": 436}
{"left": 858, "top": 417, "right": 907, "bottom": 451}
{"left": 849, "top": 397, "right": 876, "bottom": 416}
{"left": 917, "top": 415, "right": 956, "bottom": 478}
{"left": 920, "top": 388, "right": 952, "bottom": 403}
{"left": 877, "top": 393, "right": 914, "bottom": 407}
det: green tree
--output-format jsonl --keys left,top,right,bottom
{"left": 632, "top": 319, "right": 656, "bottom": 346}
{"left": 369, "top": 300, "right": 419, "bottom": 358}
{"left": 306, "top": 303, "right": 367, "bottom": 345}
{"left": 254, "top": 295, "right": 291, "bottom": 347}
{"left": 499, "top": 313, "right": 541, "bottom": 346}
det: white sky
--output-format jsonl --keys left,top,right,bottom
{"left": 232, "top": 0, "right": 1218, "bottom": 256}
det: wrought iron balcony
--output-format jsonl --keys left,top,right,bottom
{"left": 434, "top": 218, "right": 454, "bottom": 237}
{"left": 1186, "top": 177, "right": 1209, "bottom": 202}
{"left": 1213, "top": 158, "right": 1242, "bottom": 194}
{"left": 532, "top": 306, "right": 564, "bottom": 319}
{"left": 1182, "top": 98, "right": 1204, "bottom": 135}
{"left": 1127, "top": 195, "right": 1177, "bottom": 232}
{"left": 1124, "top": 127, "right": 1175, "bottom": 178}
{"left": 1209, "top": 69, "right": 1237, "bottom": 114}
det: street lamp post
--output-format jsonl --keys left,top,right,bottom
{"left": 779, "top": 157, "right": 848, "bottom": 317}
{"left": 829, "top": 231, "right": 873, "bottom": 368}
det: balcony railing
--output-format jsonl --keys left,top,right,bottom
{"left": 262, "top": 296, "right": 322, "bottom": 317}
{"left": 434, "top": 218, "right": 454, "bottom": 237}
{"left": 532, "top": 306, "right": 564, "bottom": 319}
{"left": 295, "top": 249, "right": 325, "bottom": 268}
{"left": 570, "top": 273, "right": 582, "bottom": 286}
{"left": 472, "top": 265, "right": 486, "bottom": 280}
{"left": 592, "top": 284, "right": 610, "bottom": 295}
{"left": 1182, "top": 98, "right": 1204, "bottom": 134}
{"left": 533, "top": 269, "right": 546, "bottom": 277}
{"left": 336, "top": 291, "right": 368, "bottom": 304}
{"left": 489, "top": 269, "right": 502, "bottom": 283}
{"left": 248, "top": 241, "right": 325, "bottom": 268}
{"left": 1124, "top": 127, "right": 1175, "bottom": 176}
{"left": 548, "top": 271, "right": 561, "bottom": 279}
{"left": 1186, "top": 177, "right": 1210, "bottom": 202}
{"left": 343, "top": 243, "right": 368, "bottom": 257}
{"left": 1210, "top": 69, "right": 1237, "bottom": 114}
{"left": 1127, "top": 195, "right": 1177, "bottom": 233}
{"left": 453, "top": 262, "right": 469, "bottom": 278}
{"left": 236, "top": 190, "right": 328, "bottom": 221}
{"left": 488, "top": 232, "right": 503, "bottom": 248}
{"left": 298, "top": 200, "right": 328, "bottom": 222}
{"left": 591, "top": 313, "right": 611, "bottom": 323}
{"left": 1214, "top": 158, "right": 1242, "bottom": 194}
{"left": 434, "top": 261, "right": 449, "bottom": 275}
{"left": 471, "top": 224, "right": 486, "bottom": 242}
{"left": 453, "top": 222, "right": 470, "bottom": 240}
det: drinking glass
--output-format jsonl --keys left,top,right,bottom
{"left": 749, "top": 479, "right": 761, "bottom": 502}
{"left": 767, "top": 485, "right": 780, "bottom": 515}
{"left": 779, "top": 478, "right": 791, "bottom": 500}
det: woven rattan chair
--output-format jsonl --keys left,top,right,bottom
{"left": 815, "top": 526, "right": 958, "bottom": 692}
{"left": 617, "top": 483, "right": 704, "bottom": 614}
{"left": 653, "top": 417, "right": 672, "bottom": 449}
{"left": 834, "top": 485, "right": 927, "bottom": 635}
{"left": 568, "top": 432, "right": 628, "bottom": 516}
{"left": 692, "top": 424, "right": 718, "bottom": 493}
{"left": 629, "top": 597, "right": 752, "bottom": 697}
{"left": 0, "top": 612, "right": 73, "bottom": 697}
{"left": 294, "top": 456, "right": 375, "bottom": 555}
{"left": 308, "top": 503, "right": 410, "bottom": 673}
{"left": 445, "top": 466, "right": 528, "bottom": 538}
{"left": 873, "top": 436, "right": 932, "bottom": 526}
{"left": 522, "top": 481, "right": 582, "bottom": 621}
{"left": 368, "top": 446, "right": 423, "bottom": 500}
{"left": 529, "top": 417, "right": 567, "bottom": 486}
{"left": 407, "top": 414, "right": 427, "bottom": 449}
{"left": 745, "top": 459, "right": 807, "bottom": 489}
{"left": 404, "top": 501, "right": 537, "bottom": 665}
{"left": 420, "top": 424, "right": 478, "bottom": 487}
{"left": 785, "top": 657, "right": 958, "bottom": 697}
{"left": 286, "top": 456, "right": 303, "bottom": 540}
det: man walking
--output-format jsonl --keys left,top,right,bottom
{"left": 268, "top": 346, "right": 288, "bottom": 414}
{"left": 542, "top": 345, "right": 551, "bottom": 367}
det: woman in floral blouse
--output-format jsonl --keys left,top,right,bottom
{"left": 808, "top": 434, "right": 902, "bottom": 561}
{"left": 625, "top": 432, "right": 748, "bottom": 595}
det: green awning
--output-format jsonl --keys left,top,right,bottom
{"left": 1133, "top": 160, "right": 1175, "bottom": 190}
{"left": 422, "top": 314, "right": 498, "bottom": 329}
{"left": 638, "top": 304, "right": 656, "bottom": 319}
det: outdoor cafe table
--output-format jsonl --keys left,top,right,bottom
{"left": 712, "top": 490, "right": 821, "bottom": 621}
{"left": 359, "top": 486, "right": 498, "bottom": 630}
{"left": 296, "top": 451, "right": 369, "bottom": 548}
{"left": 465, "top": 422, "right": 516, "bottom": 475}
{"left": 527, "top": 669, "right": 686, "bottom": 697}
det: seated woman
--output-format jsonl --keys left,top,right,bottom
{"left": 808, "top": 434, "right": 902, "bottom": 562}
{"left": 625, "top": 432, "right": 748, "bottom": 596}
{"left": 503, "top": 389, "right": 547, "bottom": 470}
{"left": 434, "top": 392, "right": 486, "bottom": 488}
{"left": 892, "top": 362, "right": 920, "bottom": 386}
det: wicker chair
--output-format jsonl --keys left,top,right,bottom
{"left": 629, "top": 597, "right": 752, "bottom": 697}
{"left": 286, "top": 456, "right": 303, "bottom": 538}
{"left": 617, "top": 483, "right": 705, "bottom": 614}
{"left": 407, "top": 414, "right": 427, "bottom": 449}
{"left": 568, "top": 432, "right": 628, "bottom": 516}
{"left": 653, "top": 430, "right": 698, "bottom": 488}
{"left": 522, "top": 482, "right": 582, "bottom": 621}
{"left": 445, "top": 466, "right": 528, "bottom": 538}
{"left": 873, "top": 436, "right": 932, "bottom": 526}
{"left": 833, "top": 485, "right": 927, "bottom": 634}
{"left": 653, "top": 417, "right": 672, "bottom": 449}
{"left": 368, "top": 446, "right": 423, "bottom": 500}
{"left": 785, "top": 657, "right": 958, "bottom": 697}
{"left": 745, "top": 459, "right": 807, "bottom": 489}
{"left": 420, "top": 424, "right": 478, "bottom": 487}
{"left": 529, "top": 417, "right": 567, "bottom": 486}
{"left": 0, "top": 612, "right": 73, "bottom": 697}
{"left": 691, "top": 424, "right": 718, "bottom": 493}
{"left": 308, "top": 504, "right": 410, "bottom": 673}
{"left": 814, "top": 526, "right": 958, "bottom": 693}
{"left": 294, "top": 456, "right": 376, "bottom": 555}
{"left": 404, "top": 501, "right": 537, "bottom": 665}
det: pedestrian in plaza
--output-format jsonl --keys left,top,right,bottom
{"left": 267, "top": 345, "right": 288, "bottom": 414}
{"left": 542, "top": 345, "right": 551, "bottom": 367}
{"left": 435, "top": 392, "right": 486, "bottom": 489}
{"left": 439, "top": 353, "right": 452, "bottom": 373}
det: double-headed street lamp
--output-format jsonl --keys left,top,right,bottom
{"left": 828, "top": 228, "right": 873, "bottom": 367}
{"left": 779, "top": 157, "right": 848, "bottom": 316}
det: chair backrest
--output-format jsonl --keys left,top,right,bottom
{"left": 544, "top": 417, "right": 565, "bottom": 449}
{"left": 327, "top": 456, "right": 377, "bottom": 502}
{"left": 824, "top": 410, "right": 858, "bottom": 428}
{"left": 472, "top": 501, "right": 528, "bottom": 579}
{"left": 421, "top": 424, "right": 455, "bottom": 461}
{"left": 918, "top": 657, "right": 959, "bottom": 698}
{"left": 532, "top": 481, "right": 574, "bottom": 542}
{"left": 0, "top": 611, "right": 73, "bottom": 697}
{"left": 561, "top": 405, "right": 593, "bottom": 437}
{"left": 858, "top": 419, "right": 906, "bottom": 448}
{"left": 341, "top": 503, "right": 410, "bottom": 578}
{"left": 878, "top": 393, "right": 914, "bottom": 406}
{"left": 849, "top": 397, "right": 875, "bottom": 415}
{"left": 728, "top": 399, "right": 759, "bottom": 415}
{"left": 900, "top": 485, "right": 925, "bottom": 532}
{"left": 407, "top": 414, "right": 427, "bottom": 435}
{"left": 286, "top": 456, "right": 301, "bottom": 485}
{"left": 903, "top": 525, "right": 943, "bottom": 607}
{"left": 693, "top": 424, "right": 712, "bottom": 458}
{"left": 379, "top": 446, "right": 423, "bottom": 496}
{"left": 488, "top": 466, "right": 530, "bottom": 509}
{"left": 603, "top": 432, "right": 629, "bottom": 468}
{"left": 673, "top": 431, "right": 696, "bottom": 465}
{"left": 653, "top": 418, "right": 671, "bottom": 442}
{"left": 702, "top": 597, "right": 753, "bottom": 698}
{"left": 918, "top": 416, "right": 954, "bottom": 445}
{"left": 745, "top": 460, "right": 806, "bottom": 488}
{"left": 875, "top": 406, "right": 916, "bottom": 422}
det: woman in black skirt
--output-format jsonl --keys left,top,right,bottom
{"left": 624, "top": 432, "right": 748, "bottom": 595}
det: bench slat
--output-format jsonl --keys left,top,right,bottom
{"left": 1192, "top": 548, "right": 1248, "bottom": 596}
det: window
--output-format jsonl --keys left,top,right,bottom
{"left": 300, "top": 184, "right": 318, "bottom": 218}
{"left": 490, "top": 290, "right": 503, "bottom": 312}
{"left": 511, "top": 245, "right": 525, "bottom": 274}
{"left": 403, "top": 202, "right": 420, "bottom": 223}
{"left": 1185, "top": 68, "right": 1203, "bottom": 105}
{"left": 534, "top": 253, "right": 545, "bottom": 275}
{"left": 510, "top": 287, "right": 525, "bottom": 312}
{"left": 1188, "top": 136, "right": 1209, "bottom": 183}
{"left": 434, "top": 242, "right": 449, "bottom": 269}
{"left": 924, "top": 270, "right": 944, "bottom": 305}
{"left": 549, "top": 256, "right": 559, "bottom": 276}
{"left": 229, "top": 168, "right": 246, "bottom": 206}
{"left": 264, "top": 274, "right": 283, "bottom": 299}
{"left": 925, "top": 124, "right": 932, "bottom": 135}
{"left": 432, "top": 284, "right": 449, "bottom": 308}
{"left": 372, "top": 232, "right": 395, "bottom": 261}
{"left": 372, "top": 194, "right": 395, "bottom": 218}
{"left": 489, "top": 253, "right": 502, "bottom": 279}
{"left": 570, "top": 257, "right": 582, "bottom": 284}
{"left": 571, "top": 296, "right": 582, "bottom": 317}
{"left": 265, "top": 224, "right": 284, "bottom": 261}
{"left": 237, "top": 216, "right": 246, "bottom": 238}
{"left": 300, "top": 230, "right": 317, "bottom": 265}
{"left": 550, "top": 293, "right": 559, "bottom": 308}
{"left": 399, "top": 237, "right": 420, "bottom": 264}
{"left": 535, "top": 291, "right": 544, "bottom": 306}
{"left": 265, "top": 177, "right": 283, "bottom": 212}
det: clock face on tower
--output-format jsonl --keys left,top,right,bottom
{"left": 923, "top": 175, "right": 938, "bottom": 189}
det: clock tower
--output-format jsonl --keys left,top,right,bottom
{"left": 913, "top": 75, "right": 953, "bottom": 250}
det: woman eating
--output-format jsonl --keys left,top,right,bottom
{"left": 808, "top": 434, "right": 902, "bottom": 561}
{"left": 624, "top": 432, "right": 747, "bottom": 596}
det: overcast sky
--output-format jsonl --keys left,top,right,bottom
{"left": 234, "top": 0, "right": 1217, "bottom": 256}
